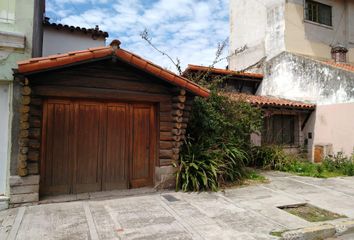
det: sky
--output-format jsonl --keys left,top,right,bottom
{"left": 45, "top": 0, "right": 229, "bottom": 73}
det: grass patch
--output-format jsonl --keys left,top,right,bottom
{"left": 250, "top": 146, "right": 354, "bottom": 178}
{"left": 278, "top": 203, "right": 347, "bottom": 222}
{"left": 279, "top": 160, "right": 346, "bottom": 178}
{"left": 245, "top": 169, "right": 267, "bottom": 181}
{"left": 270, "top": 230, "right": 287, "bottom": 237}
{"left": 223, "top": 169, "right": 269, "bottom": 189}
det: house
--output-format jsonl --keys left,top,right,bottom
{"left": 42, "top": 17, "right": 108, "bottom": 56}
{"left": 1, "top": 0, "right": 121, "bottom": 209}
{"left": 229, "top": 0, "right": 354, "bottom": 72}
{"left": 0, "top": 0, "right": 44, "bottom": 210}
{"left": 183, "top": 65, "right": 315, "bottom": 153}
{"left": 8, "top": 40, "right": 209, "bottom": 206}
{"left": 184, "top": 64, "right": 263, "bottom": 94}
{"left": 229, "top": 0, "right": 354, "bottom": 161}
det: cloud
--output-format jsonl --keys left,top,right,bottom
{"left": 45, "top": 0, "right": 229, "bottom": 72}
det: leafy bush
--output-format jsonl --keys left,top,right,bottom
{"left": 175, "top": 91, "right": 263, "bottom": 191}
{"left": 251, "top": 146, "right": 354, "bottom": 178}
{"left": 250, "top": 145, "right": 286, "bottom": 169}
{"left": 323, "top": 153, "right": 354, "bottom": 176}
{"left": 175, "top": 140, "right": 220, "bottom": 191}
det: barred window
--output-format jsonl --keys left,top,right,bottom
{"left": 262, "top": 115, "right": 299, "bottom": 146}
{"left": 305, "top": 0, "right": 332, "bottom": 26}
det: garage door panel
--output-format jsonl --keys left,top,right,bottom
{"left": 74, "top": 102, "right": 103, "bottom": 193}
{"left": 104, "top": 104, "right": 129, "bottom": 190}
{"left": 130, "top": 104, "right": 155, "bottom": 188}
{"left": 41, "top": 100, "right": 156, "bottom": 196}
{"left": 42, "top": 101, "right": 72, "bottom": 195}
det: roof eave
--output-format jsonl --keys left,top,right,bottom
{"left": 15, "top": 46, "right": 210, "bottom": 98}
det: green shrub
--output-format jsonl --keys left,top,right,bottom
{"left": 218, "top": 142, "right": 249, "bottom": 183}
{"left": 252, "top": 146, "right": 354, "bottom": 178}
{"left": 175, "top": 140, "right": 220, "bottom": 191}
{"left": 175, "top": 91, "right": 263, "bottom": 191}
{"left": 323, "top": 153, "right": 354, "bottom": 176}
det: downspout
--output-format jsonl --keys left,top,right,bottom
{"left": 32, "top": 0, "right": 45, "bottom": 57}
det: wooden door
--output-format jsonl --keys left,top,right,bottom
{"left": 103, "top": 103, "right": 129, "bottom": 190}
{"left": 41, "top": 100, "right": 156, "bottom": 196}
{"left": 73, "top": 101, "right": 103, "bottom": 193}
{"left": 314, "top": 146, "right": 324, "bottom": 163}
{"left": 130, "top": 104, "right": 156, "bottom": 188}
{"left": 41, "top": 100, "right": 73, "bottom": 195}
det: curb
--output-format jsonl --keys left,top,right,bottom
{"left": 281, "top": 219, "right": 354, "bottom": 240}
{"left": 334, "top": 220, "right": 354, "bottom": 236}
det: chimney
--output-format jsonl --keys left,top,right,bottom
{"left": 110, "top": 39, "right": 121, "bottom": 50}
{"left": 331, "top": 45, "right": 348, "bottom": 63}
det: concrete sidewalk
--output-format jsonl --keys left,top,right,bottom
{"left": 1, "top": 172, "right": 354, "bottom": 240}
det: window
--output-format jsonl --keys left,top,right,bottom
{"left": 305, "top": 0, "right": 332, "bottom": 26}
{"left": 262, "top": 115, "right": 298, "bottom": 146}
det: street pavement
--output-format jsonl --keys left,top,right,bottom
{"left": 1, "top": 171, "right": 354, "bottom": 240}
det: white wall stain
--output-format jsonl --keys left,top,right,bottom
{"left": 259, "top": 52, "right": 354, "bottom": 105}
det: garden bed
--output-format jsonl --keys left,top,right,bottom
{"left": 278, "top": 203, "right": 347, "bottom": 222}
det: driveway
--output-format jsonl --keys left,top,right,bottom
{"left": 1, "top": 171, "right": 354, "bottom": 240}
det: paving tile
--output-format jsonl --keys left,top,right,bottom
{"left": 1, "top": 172, "right": 354, "bottom": 240}
{"left": 16, "top": 202, "right": 89, "bottom": 240}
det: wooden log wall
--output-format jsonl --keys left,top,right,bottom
{"left": 17, "top": 78, "right": 42, "bottom": 176}
{"left": 17, "top": 79, "right": 30, "bottom": 176}
{"left": 159, "top": 88, "right": 194, "bottom": 166}
{"left": 17, "top": 82, "right": 196, "bottom": 175}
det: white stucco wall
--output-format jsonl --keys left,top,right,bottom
{"left": 229, "top": 0, "right": 286, "bottom": 71}
{"left": 258, "top": 52, "right": 354, "bottom": 104}
{"left": 304, "top": 103, "right": 354, "bottom": 160}
{"left": 43, "top": 27, "right": 106, "bottom": 56}
{"left": 0, "top": 84, "right": 10, "bottom": 195}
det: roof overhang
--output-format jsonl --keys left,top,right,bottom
{"left": 224, "top": 93, "right": 316, "bottom": 111}
{"left": 16, "top": 45, "right": 210, "bottom": 98}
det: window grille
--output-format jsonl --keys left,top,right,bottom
{"left": 305, "top": 0, "right": 332, "bottom": 26}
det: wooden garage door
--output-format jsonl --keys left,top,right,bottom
{"left": 41, "top": 99, "right": 156, "bottom": 195}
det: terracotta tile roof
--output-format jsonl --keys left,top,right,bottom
{"left": 322, "top": 61, "right": 354, "bottom": 73}
{"left": 44, "top": 18, "right": 109, "bottom": 38}
{"left": 183, "top": 64, "right": 264, "bottom": 79}
{"left": 16, "top": 43, "right": 210, "bottom": 98}
{"left": 225, "top": 93, "right": 316, "bottom": 110}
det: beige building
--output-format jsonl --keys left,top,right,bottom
{"left": 286, "top": 0, "right": 354, "bottom": 63}
{"left": 0, "top": 0, "right": 43, "bottom": 210}
{"left": 229, "top": 0, "right": 354, "bottom": 160}
{"left": 230, "top": 0, "right": 354, "bottom": 71}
